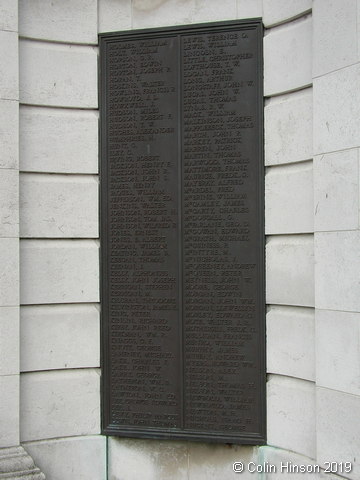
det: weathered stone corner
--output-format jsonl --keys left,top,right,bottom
{"left": 0, "top": 446, "right": 45, "bottom": 479}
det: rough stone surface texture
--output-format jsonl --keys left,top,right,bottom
{"left": 317, "top": 387, "right": 360, "bottom": 480}
{"left": 131, "top": 0, "right": 239, "bottom": 29}
{"left": 0, "top": 168, "right": 18, "bottom": 237}
{"left": 0, "top": 375, "right": 19, "bottom": 447}
{"left": 266, "top": 235, "right": 314, "bottom": 307}
{"left": 20, "top": 304, "right": 100, "bottom": 372}
{"left": 0, "top": 30, "right": 18, "bottom": 101}
{"left": 265, "top": 161, "right": 313, "bottom": 234}
{"left": 19, "top": 0, "right": 98, "bottom": 44}
{"left": 24, "top": 436, "right": 106, "bottom": 480}
{"left": 108, "top": 438, "right": 258, "bottom": 480}
{"left": 236, "top": 0, "right": 262, "bottom": 19}
{"left": 20, "top": 369, "right": 100, "bottom": 442}
{"left": 0, "top": 238, "right": 19, "bottom": 307}
{"left": 314, "top": 149, "right": 359, "bottom": 232}
{"left": 264, "top": 17, "right": 312, "bottom": 96}
{"left": 314, "top": 63, "right": 360, "bottom": 154}
{"left": 20, "top": 106, "right": 98, "bottom": 174}
{"left": 99, "top": 0, "right": 132, "bottom": 33}
{"left": 19, "top": 40, "right": 97, "bottom": 108}
{"left": 315, "top": 231, "right": 360, "bottom": 312}
{"left": 263, "top": 0, "right": 311, "bottom": 26}
{"left": 20, "top": 240, "right": 99, "bottom": 305}
{"left": 267, "top": 375, "right": 316, "bottom": 459}
{"left": 0, "top": 0, "right": 18, "bottom": 32}
{"left": 313, "top": 0, "right": 358, "bottom": 77}
{"left": 0, "top": 446, "right": 45, "bottom": 479}
{"left": 267, "top": 306, "right": 315, "bottom": 381}
{"left": 0, "top": 99, "right": 19, "bottom": 169}
{"left": 316, "top": 309, "right": 360, "bottom": 397}
{"left": 20, "top": 173, "right": 98, "bottom": 238}
{"left": 0, "top": 306, "right": 19, "bottom": 376}
{"left": 265, "top": 89, "right": 313, "bottom": 165}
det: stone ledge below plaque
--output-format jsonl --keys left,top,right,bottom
{"left": 0, "top": 446, "right": 45, "bottom": 480}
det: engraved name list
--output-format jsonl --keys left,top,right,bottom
{"left": 100, "top": 20, "right": 265, "bottom": 444}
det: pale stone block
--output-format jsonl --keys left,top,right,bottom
{"left": 267, "top": 375, "right": 315, "bottom": 459}
{"left": 0, "top": 31, "right": 18, "bottom": 100}
{"left": 236, "top": 0, "right": 262, "bottom": 19}
{"left": 0, "top": 99, "right": 18, "bottom": 169}
{"left": 20, "top": 173, "right": 98, "bottom": 238}
{"left": 20, "top": 106, "right": 98, "bottom": 174}
{"left": 19, "top": 40, "right": 97, "bottom": 108}
{"left": 266, "top": 235, "right": 314, "bottom": 307}
{"left": 265, "top": 162, "right": 314, "bottom": 234}
{"left": 313, "top": 0, "right": 357, "bottom": 77}
{"left": 267, "top": 306, "right": 315, "bottom": 381}
{"left": 264, "top": 18, "right": 312, "bottom": 96}
{"left": 190, "top": 0, "right": 237, "bottom": 23}
{"left": 263, "top": 0, "right": 312, "bottom": 27}
{"left": 19, "top": 0, "right": 97, "bottom": 44}
{"left": 20, "top": 369, "right": 100, "bottom": 441}
{"left": 109, "top": 439, "right": 257, "bottom": 480}
{"left": 98, "top": 0, "right": 132, "bottom": 33}
{"left": 20, "top": 240, "right": 99, "bottom": 305}
{"left": 317, "top": 387, "right": 360, "bottom": 480}
{"left": 0, "top": 168, "right": 18, "bottom": 237}
{"left": 358, "top": 0, "right": 360, "bottom": 63}
{"left": 0, "top": 375, "right": 19, "bottom": 447}
{"left": 316, "top": 309, "right": 360, "bottom": 397}
{"left": 259, "top": 446, "right": 323, "bottom": 480}
{"left": 314, "top": 64, "right": 360, "bottom": 154}
{"left": 265, "top": 89, "right": 313, "bottom": 166}
{"left": 0, "top": 307, "right": 19, "bottom": 375}
{"left": 132, "top": 0, "right": 194, "bottom": 28}
{"left": 0, "top": 0, "right": 18, "bottom": 32}
{"left": 188, "top": 442, "right": 258, "bottom": 480}
{"left": 24, "top": 436, "right": 106, "bottom": 480}
{"left": 0, "top": 238, "right": 19, "bottom": 306}
{"left": 109, "top": 438, "right": 189, "bottom": 480}
{"left": 317, "top": 471, "right": 345, "bottom": 480}
{"left": 315, "top": 231, "right": 360, "bottom": 312}
{"left": 314, "top": 149, "right": 359, "bottom": 231}
{"left": 20, "top": 304, "right": 100, "bottom": 372}
{"left": 258, "top": 447, "right": 348, "bottom": 480}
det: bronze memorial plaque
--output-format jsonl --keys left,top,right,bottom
{"left": 100, "top": 19, "right": 265, "bottom": 444}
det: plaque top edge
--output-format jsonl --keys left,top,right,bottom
{"left": 98, "top": 18, "right": 263, "bottom": 41}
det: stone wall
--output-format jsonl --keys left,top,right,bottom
{"left": 0, "top": 0, "right": 359, "bottom": 479}
{"left": 264, "top": 2, "right": 315, "bottom": 466}
{"left": 0, "top": 0, "right": 20, "bottom": 452}
{"left": 313, "top": 0, "right": 360, "bottom": 478}
{"left": 17, "top": 0, "right": 104, "bottom": 478}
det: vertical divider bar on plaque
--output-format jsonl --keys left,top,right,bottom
{"left": 178, "top": 33, "right": 185, "bottom": 430}
{"left": 100, "top": 36, "right": 109, "bottom": 432}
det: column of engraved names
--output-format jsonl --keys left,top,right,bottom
{"left": 182, "top": 31, "right": 261, "bottom": 433}
{"left": 106, "top": 38, "right": 181, "bottom": 429}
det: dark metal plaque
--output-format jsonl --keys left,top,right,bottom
{"left": 100, "top": 19, "right": 265, "bottom": 444}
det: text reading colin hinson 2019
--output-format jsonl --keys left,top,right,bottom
{"left": 233, "top": 461, "right": 353, "bottom": 474}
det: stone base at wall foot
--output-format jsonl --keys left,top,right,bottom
{"left": 0, "top": 446, "right": 45, "bottom": 479}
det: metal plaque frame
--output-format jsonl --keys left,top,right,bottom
{"left": 99, "top": 19, "right": 265, "bottom": 444}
